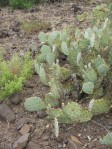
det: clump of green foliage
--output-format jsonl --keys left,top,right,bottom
{"left": 0, "top": 0, "right": 9, "bottom": 7}
{"left": 22, "top": 20, "right": 51, "bottom": 34}
{"left": 0, "top": 49, "right": 33, "bottom": 100}
{"left": 9, "top": 0, "right": 34, "bottom": 9}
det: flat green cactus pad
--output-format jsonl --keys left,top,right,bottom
{"left": 82, "top": 82, "right": 94, "bottom": 94}
{"left": 24, "top": 97, "right": 46, "bottom": 112}
{"left": 48, "top": 108, "right": 74, "bottom": 124}
{"left": 79, "top": 109, "right": 93, "bottom": 123}
{"left": 45, "top": 94, "right": 60, "bottom": 107}
{"left": 63, "top": 102, "right": 82, "bottom": 122}
{"left": 89, "top": 98, "right": 111, "bottom": 115}
{"left": 100, "top": 133, "right": 112, "bottom": 146}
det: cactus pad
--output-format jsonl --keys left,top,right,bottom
{"left": 88, "top": 98, "right": 111, "bottom": 115}
{"left": 48, "top": 108, "right": 74, "bottom": 124}
{"left": 79, "top": 109, "right": 93, "bottom": 123}
{"left": 63, "top": 102, "right": 82, "bottom": 122}
{"left": 82, "top": 82, "right": 94, "bottom": 94}
{"left": 24, "top": 97, "right": 46, "bottom": 112}
{"left": 45, "top": 94, "right": 60, "bottom": 107}
{"left": 100, "top": 133, "right": 112, "bottom": 147}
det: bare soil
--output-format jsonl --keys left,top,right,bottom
{"left": 0, "top": 1, "right": 112, "bottom": 149}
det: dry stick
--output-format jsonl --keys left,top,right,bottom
{"left": 91, "top": 120, "right": 110, "bottom": 133}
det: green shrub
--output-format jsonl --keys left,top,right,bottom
{"left": 9, "top": 0, "right": 34, "bottom": 9}
{"left": 0, "top": 0, "right": 9, "bottom": 7}
{"left": 22, "top": 20, "right": 51, "bottom": 34}
{"left": 0, "top": 50, "right": 33, "bottom": 100}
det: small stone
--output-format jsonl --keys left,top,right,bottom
{"left": 26, "top": 141, "right": 38, "bottom": 149}
{"left": 44, "top": 146, "right": 51, "bottom": 149}
{"left": 0, "top": 29, "right": 9, "bottom": 38}
{"left": 0, "top": 104, "right": 15, "bottom": 122}
{"left": 13, "top": 133, "right": 30, "bottom": 149}
{"left": 67, "top": 138, "right": 82, "bottom": 149}
{"left": 42, "top": 141, "right": 50, "bottom": 146}
{"left": 10, "top": 93, "right": 21, "bottom": 105}
{"left": 34, "top": 128, "right": 43, "bottom": 138}
{"left": 30, "top": 118, "right": 36, "bottom": 124}
{"left": 29, "top": 7, "right": 40, "bottom": 13}
{"left": 37, "top": 111, "right": 47, "bottom": 118}
{"left": 41, "top": 134, "right": 49, "bottom": 140}
{"left": 19, "top": 124, "right": 31, "bottom": 135}
{"left": 16, "top": 118, "right": 27, "bottom": 130}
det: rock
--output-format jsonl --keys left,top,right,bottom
{"left": 10, "top": 93, "right": 21, "bottom": 105}
{"left": 12, "top": 20, "right": 21, "bottom": 32}
{"left": 0, "top": 142, "right": 13, "bottom": 149}
{"left": 0, "top": 29, "right": 10, "bottom": 38}
{"left": 29, "top": 7, "right": 40, "bottom": 13}
{"left": 67, "top": 138, "right": 82, "bottom": 149}
{"left": 7, "top": 143, "right": 13, "bottom": 149}
{"left": 88, "top": 139, "right": 106, "bottom": 149}
{"left": 36, "top": 111, "right": 47, "bottom": 118}
{"left": 16, "top": 118, "right": 28, "bottom": 130}
{"left": 44, "top": 146, "right": 51, "bottom": 149}
{"left": 13, "top": 133, "right": 30, "bottom": 149}
{"left": 26, "top": 141, "right": 38, "bottom": 149}
{"left": 0, "top": 104, "right": 15, "bottom": 122}
{"left": 71, "top": 3, "right": 81, "bottom": 14}
{"left": 34, "top": 128, "right": 43, "bottom": 138}
{"left": 19, "top": 124, "right": 31, "bottom": 135}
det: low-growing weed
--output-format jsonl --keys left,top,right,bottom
{"left": 9, "top": 0, "right": 34, "bottom": 9}
{"left": 22, "top": 20, "right": 51, "bottom": 34}
{"left": 0, "top": 49, "right": 33, "bottom": 100}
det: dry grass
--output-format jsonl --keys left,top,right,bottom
{"left": 21, "top": 20, "right": 51, "bottom": 34}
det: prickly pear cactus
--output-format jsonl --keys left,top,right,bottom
{"left": 61, "top": 42, "right": 69, "bottom": 56}
{"left": 35, "top": 63, "right": 49, "bottom": 85}
{"left": 82, "top": 63, "right": 97, "bottom": 83}
{"left": 48, "top": 108, "right": 74, "bottom": 124}
{"left": 88, "top": 98, "right": 111, "bottom": 115}
{"left": 79, "top": 109, "right": 93, "bottom": 123}
{"left": 37, "top": 45, "right": 56, "bottom": 64}
{"left": 48, "top": 31, "right": 60, "bottom": 46}
{"left": 48, "top": 79, "right": 61, "bottom": 99}
{"left": 63, "top": 102, "right": 82, "bottom": 122}
{"left": 24, "top": 97, "right": 46, "bottom": 112}
{"left": 63, "top": 82, "right": 75, "bottom": 95}
{"left": 38, "top": 32, "right": 47, "bottom": 43}
{"left": 92, "top": 87, "right": 104, "bottom": 98}
{"left": 100, "top": 133, "right": 112, "bottom": 147}
{"left": 97, "top": 64, "right": 109, "bottom": 76}
{"left": 60, "top": 67, "right": 71, "bottom": 81}
{"left": 45, "top": 94, "right": 60, "bottom": 107}
{"left": 92, "top": 55, "right": 109, "bottom": 75}
{"left": 82, "top": 82, "right": 94, "bottom": 94}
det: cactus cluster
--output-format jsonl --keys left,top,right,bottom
{"left": 24, "top": 97, "right": 111, "bottom": 124}
{"left": 24, "top": 14, "right": 112, "bottom": 125}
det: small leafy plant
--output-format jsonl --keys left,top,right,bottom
{"left": 9, "top": 0, "right": 34, "bottom": 9}
{"left": 0, "top": 0, "right": 9, "bottom": 6}
{"left": 22, "top": 20, "right": 51, "bottom": 34}
{"left": 0, "top": 50, "right": 33, "bottom": 100}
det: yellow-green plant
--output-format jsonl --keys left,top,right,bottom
{"left": 0, "top": 51, "right": 33, "bottom": 100}
{"left": 22, "top": 20, "right": 51, "bottom": 34}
